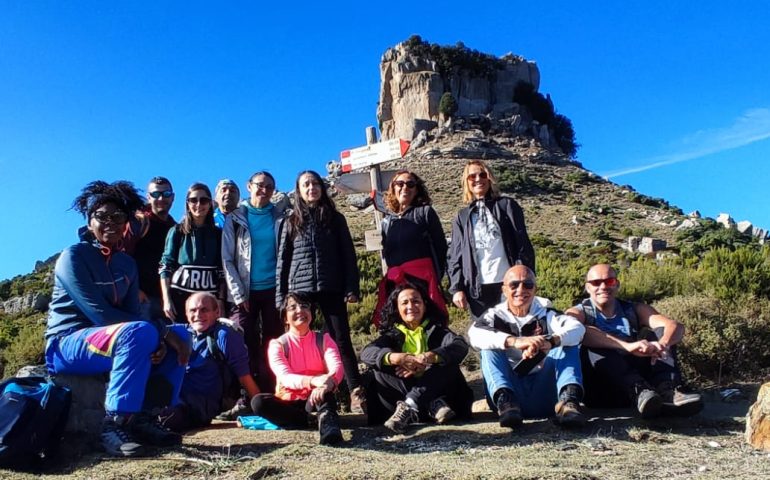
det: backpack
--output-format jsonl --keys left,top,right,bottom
{"left": 580, "top": 298, "right": 639, "bottom": 337}
{"left": 0, "top": 377, "right": 71, "bottom": 467}
{"left": 204, "top": 327, "right": 240, "bottom": 409}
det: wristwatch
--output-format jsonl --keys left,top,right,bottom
{"left": 543, "top": 334, "right": 558, "bottom": 347}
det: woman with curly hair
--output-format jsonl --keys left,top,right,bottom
{"left": 275, "top": 170, "right": 364, "bottom": 412}
{"left": 160, "top": 182, "right": 224, "bottom": 324}
{"left": 45, "top": 181, "right": 190, "bottom": 457}
{"left": 448, "top": 160, "right": 535, "bottom": 320}
{"left": 372, "top": 169, "right": 449, "bottom": 327}
{"left": 361, "top": 282, "right": 473, "bottom": 434}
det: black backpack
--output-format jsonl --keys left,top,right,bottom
{"left": 580, "top": 298, "right": 640, "bottom": 338}
{"left": 0, "top": 376, "right": 72, "bottom": 467}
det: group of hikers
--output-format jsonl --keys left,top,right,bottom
{"left": 43, "top": 160, "right": 703, "bottom": 457}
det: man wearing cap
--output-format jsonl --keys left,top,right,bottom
{"left": 214, "top": 179, "right": 241, "bottom": 229}
{"left": 565, "top": 263, "right": 703, "bottom": 418}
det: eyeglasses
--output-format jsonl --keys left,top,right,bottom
{"left": 92, "top": 211, "right": 128, "bottom": 224}
{"left": 467, "top": 171, "right": 489, "bottom": 181}
{"left": 286, "top": 302, "right": 311, "bottom": 312}
{"left": 250, "top": 182, "right": 275, "bottom": 190}
{"left": 508, "top": 280, "right": 536, "bottom": 290}
{"left": 187, "top": 197, "right": 211, "bottom": 205}
{"left": 393, "top": 180, "right": 416, "bottom": 189}
{"left": 586, "top": 278, "right": 619, "bottom": 287}
{"left": 149, "top": 190, "right": 174, "bottom": 199}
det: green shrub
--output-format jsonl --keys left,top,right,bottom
{"left": 552, "top": 113, "right": 579, "bottom": 158}
{"left": 618, "top": 257, "right": 695, "bottom": 303}
{"left": 654, "top": 294, "right": 770, "bottom": 383}
{"left": 348, "top": 293, "right": 377, "bottom": 335}
{"left": 698, "top": 246, "right": 770, "bottom": 302}
{"left": 1, "top": 320, "right": 45, "bottom": 379}
{"left": 439, "top": 92, "right": 459, "bottom": 118}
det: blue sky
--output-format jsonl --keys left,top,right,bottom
{"left": 1, "top": 2, "right": 769, "bottom": 281}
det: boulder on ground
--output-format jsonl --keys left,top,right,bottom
{"left": 746, "top": 382, "right": 770, "bottom": 451}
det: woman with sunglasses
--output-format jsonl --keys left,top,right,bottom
{"left": 448, "top": 160, "right": 535, "bottom": 320}
{"left": 45, "top": 181, "right": 189, "bottom": 457}
{"left": 250, "top": 293, "right": 344, "bottom": 444}
{"left": 361, "top": 282, "right": 473, "bottom": 434}
{"left": 160, "top": 182, "right": 224, "bottom": 324}
{"left": 372, "top": 169, "right": 448, "bottom": 327}
{"left": 276, "top": 170, "right": 365, "bottom": 412}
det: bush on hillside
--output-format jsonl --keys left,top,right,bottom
{"left": 698, "top": 246, "right": 770, "bottom": 302}
{"left": 439, "top": 92, "right": 459, "bottom": 118}
{"left": 0, "top": 318, "right": 45, "bottom": 379}
{"left": 618, "top": 257, "right": 696, "bottom": 303}
{"left": 552, "top": 113, "right": 579, "bottom": 158}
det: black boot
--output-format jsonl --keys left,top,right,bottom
{"left": 633, "top": 384, "right": 663, "bottom": 419}
{"left": 494, "top": 388, "right": 523, "bottom": 428}
{"left": 318, "top": 407, "right": 343, "bottom": 445}
{"left": 554, "top": 384, "right": 587, "bottom": 428}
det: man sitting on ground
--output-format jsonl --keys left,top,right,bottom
{"left": 468, "top": 265, "right": 587, "bottom": 429}
{"left": 160, "top": 292, "right": 260, "bottom": 432}
{"left": 565, "top": 263, "right": 703, "bottom": 418}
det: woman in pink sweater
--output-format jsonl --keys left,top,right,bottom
{"left": 250, "top": 292, "right": 345, "bottom": 445}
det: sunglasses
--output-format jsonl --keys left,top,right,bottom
{"left": 393, "top": 180, "right": 416, "bottom": 189}
{"left": 187, "top": 197, "right": 211, "bottom": 205}
{"left": 149, "top": 190, "right": 174, "bottom": 199}
{"left": 507, "top": 280, "right": 536, "bottom": 290}
{"left": 467, "top": 171, "right": 489, "bottom": 181}
{"left": 586, "top": 277, "right": 619, "bottom": 287}
{"left": 92, "top": 211, "right": 128, "bottom": 224}
{"left": 250, "top": 182, "right": 275, "bottom": 190}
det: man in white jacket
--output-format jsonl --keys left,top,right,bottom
{"left": 468, "top": 265, "right": 587, "bottom": 428}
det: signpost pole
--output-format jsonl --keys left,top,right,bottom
{"left": 365, "top": 126, "right": 388, "bottom": 273}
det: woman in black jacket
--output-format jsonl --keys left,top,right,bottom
{"left": 275, "top": 170, "right": 364, "bottom": 411}
{"left": 448, "top": 160, "right": 535, "bottom": 320}
{"left": 361, "top": 282, "right": 473, "bottom": 433}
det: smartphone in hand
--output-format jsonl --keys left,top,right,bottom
{"left": 513, "top": 350, "right": 546, "bottom": 376}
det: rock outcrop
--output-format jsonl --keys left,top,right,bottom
{"left": 746, "top": 382, "right": 770, "bottom": 451}
{"left": 377, "top": 39, "right": 540, "bottom": 141}
{"left": 1, "top": 292, "right": 50, "bottom": 314}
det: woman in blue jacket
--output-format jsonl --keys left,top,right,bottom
{"left": 160, "top": 183, "right": 224, "bottom": 324}
{"left": 45, "top": 181, "right": 190, "bottom": 458}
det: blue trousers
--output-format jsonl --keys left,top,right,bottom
{"left": 45, "top": 321, "right": 189, "bottom": 414}
{"left": 481, "top": 345, "right": 583, "bottom": 418}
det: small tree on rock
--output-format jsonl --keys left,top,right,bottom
{"left": 439, "top": 92, "right": 459, "bottom": 120}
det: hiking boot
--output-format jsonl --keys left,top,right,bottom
{"left": 494, "top": 388, "right": 523, "bottom": 428}
{"left": 318, "top": 408, "right": 343, "bottom": 445}
{"left": 216, "top": 399, "right": 251, "bottom": 421}
{"left": 130, "top": 412, "right": 182, "bottom": 446}
{"left": 554, "top": 400, "right": 587, "bottom": 428}
{"left": 635, "top": 388, "right": 663, "bottom": 419}
{"left": 350, "top": 386, "right": 368, "bottom": 415}
{"left": 657, "top": 382, "right": 704, "bottom": 417}
{"left": 101, "top": 415, "right": 144, "bottom": 457}
{"left": 384, "top": 400, "right": 419, "bottom": 434}
{"left": 429, "top": 397, "right": 456, "bottom": 425}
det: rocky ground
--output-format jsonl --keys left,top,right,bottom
{"left": 3, "top": 379, "right": 766, "bottom": 480}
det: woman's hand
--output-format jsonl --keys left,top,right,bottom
{"left": 415, "top": 351, "right": 438, "bottom": 366}
{"left": 163, "top": 296, "right": 176, "bottom": 321}
{"left": 452, "top": 291, "right": 468, "bottom": 310}
{"left": 308, "top": 385, "right": 327, "bottom": 407}
{"left": 345, "top": 293, "right": 359, "bottom": 304}
{"left": 150, "top": 341, "right": 167, "bottom": 365}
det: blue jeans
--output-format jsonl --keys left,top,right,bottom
{"left": 481, "top": 345, "right": 583, "bottom": 418}
{"left": 46, "top": 322, "right": 189, "bottom": 414}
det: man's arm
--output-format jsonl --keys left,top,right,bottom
{"left": 238, "top": 374, "right": 260, "bottom": 398}
{"left": 565, "top": 305, "right": 654, "bottom": 355}
{"left": 636, "top": 303, "right": 684, "bottom": 348}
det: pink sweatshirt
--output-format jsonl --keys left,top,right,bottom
{"left": 268, "top": 330, "right": 345, "bottom": 401}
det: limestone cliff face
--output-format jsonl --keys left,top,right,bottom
{"left": 377, "top": 40, "right": 540, "bottom": 141}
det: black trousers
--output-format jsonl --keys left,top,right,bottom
{"left": 304, "top": 291, "right": 362, "bottom": 390}
{"left": 251, "top": 392, "right": 336, "bottom": 429}
{"left": 468, "top": 282, "right": 503, "bottom": 319}
{"left": 364, "top": 365, "right": 474, "bottom": 425}
{"left": 581, "top": 345, "right": 682, "bottom": 408}
{"left": 230, "top": 287, "right": 282, "bottom": 392}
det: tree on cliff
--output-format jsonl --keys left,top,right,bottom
{"left": 439, "top": 92, "right": 459, "bottom": 120}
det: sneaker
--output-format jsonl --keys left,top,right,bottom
{"left": 101, "top": 415, "right": 144, "bottom": 457}
{"left": 554, "top": 400, "right": 587, "bottom": 428}
{"left": 131, "top": 412, "right": 182, "bottom": 446}
{"left": 350, "top": 386, "right": 368, "bottom": 415}
{"left": 657, "top": 383, "right": 704, "bottom": 417}
{"left": 384, "top": 400, "right": 419, "bottom": 434}
{"left": 318, "top": 408, "right": 343, "bottom": 445}
{"left": 636, "top": 388, "right": 663, "bottom": 419}
{"left": 216, "top": 399, "right": 252, "bottom": 421}
{"left": 495, "top": 389, "right": 523, "bottom": 428}
{"left": 429, "top": 397, "right": 456, "bottom": 425}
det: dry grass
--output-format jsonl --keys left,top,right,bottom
{"left": 2, "top": 384, "right": 767, "bottom": 480}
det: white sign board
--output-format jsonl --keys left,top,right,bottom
{"left": 340, "top": 138, "right": 410, "bottom": 172}
{"left": 364, "top": 229, "right": 383, "bottom": 251}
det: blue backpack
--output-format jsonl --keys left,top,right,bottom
{"left": 0, "top": 376, "right": 71, "bottom": 466}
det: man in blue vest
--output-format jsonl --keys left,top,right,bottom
{"left": 565, "top": 263, "right": 702, "bottom": 418}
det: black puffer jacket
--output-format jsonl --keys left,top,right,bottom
{"left": 275, "top": 209, "right": 360, "bottom": 307}
{"left": 360, "top": 318, "right": 469, "bottom": 370}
